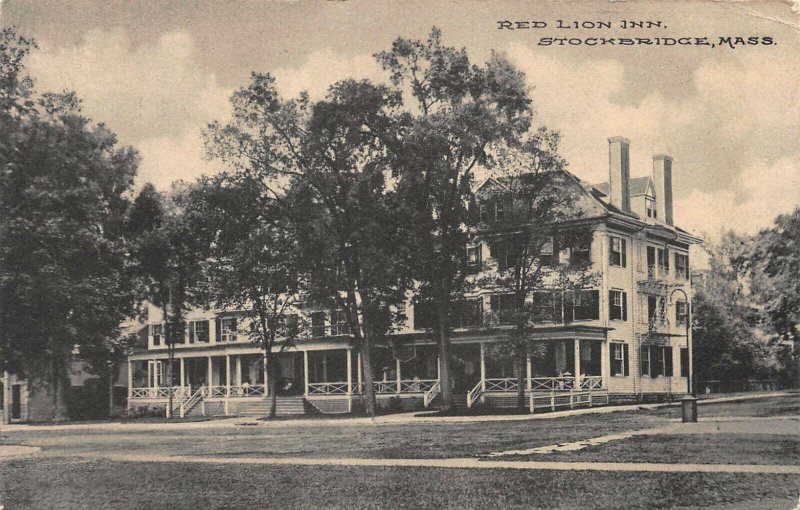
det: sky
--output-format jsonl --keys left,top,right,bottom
{"left": 2, "top": 0, "right": 799, "bottom": 238}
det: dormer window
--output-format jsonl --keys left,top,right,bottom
{"left": 466, "top": 245, "right": 482, "bottom": 274}
{"left": 645, "top": 196, "right": 657, "bottom": 218}
{"left": 478, "top": 201, "right": 505, "bottom": 223}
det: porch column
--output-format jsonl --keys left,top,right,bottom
{"left": 396, "top": 358, "right": 402, "bottom": 394}
{"left": 436, "top": 356, "right": 441, "bottom": 381}
{"left": 303, "top": 350, "right": 309, "bottom": 396}
{"left": 235, "top": 356, "right": 242, "bottom": 387}
{"left": 357, "top": 351, "right": 363, "bottom": 394}
{"left": 346, "top": 349, "right": 353, "bottom": 394}
{"left": 152, "top": 360, "right": 159, "bottom": 389}
{"left": 179, "top": 358, "right": 185, "bottom": 389}
{"left": 225, "top": 354, "right": 231, "bottom": 397}
{"left": 479, "top": 343, "right": 486, "bottom": 392}
{"left": 2, "top": 371, "right": 10, "bottom": 424}
{"left": 526, "top": 354, "right": 532, "bottom": 392}
{"left": 574, "top": 339, "right": 582, "bottom": 390}
{"left": 207, "top": 356, "right": 213, "bottom": 389}
{"left": 127, "top": 360, "right": 133, "bottom": 400}
{"left": 600, "top": 341, "right": 610, "bottom": 389}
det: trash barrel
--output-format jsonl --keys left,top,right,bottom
{"left": 681, "top": 396, "right": 698, "bottom": 423}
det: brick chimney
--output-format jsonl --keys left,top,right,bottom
{"left": 608, "top": 137, "right": 631, "bottom": 212}
{"left": 652, "top": 154, "right": 673, "bottom": 225}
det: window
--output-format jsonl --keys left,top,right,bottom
{"left": 456, "top": 299, "right": 483, "bottom": 328}
{"left": 310, "top": 312, "right": 326, "bottom": 338}
{"left": 466, "top": 245, "right": 482, "bottom": 275}
{"left": 283, "top": 314, "right": 300, "bottom": 338}
{"left": 569, "top": 240, "right": 591, "bottom": 266}
{"left": 189, "top": 320, "right": 209, "bottom": 343}
{"left": 675, "top": 301, "right": 688, "bottom": 326}
{"left": 151, "top": 324, "right": 163, "bottom": 346}
{"left": 413, "top": 301, "right": 437, "bottom": 331}
{"left": 539, "top": 237, "right": 556, "bottom": 267}
{"left": 647, "top": 295, "right": 666, "bottom": 329}
{"left": 680, "top": 348, "right": 689, "bottom": 377}
{"left": 533, "top": 291, "right": 562, "bottom": 323}
{"left": 479, "top": 203, "right": 490, "bottom": 223}
{"left": 675, "top": 253, "right": 689, "bottom": 280}
{"left": 645, "top": 196, "right": 657, "bottom": 218}
{"left": 490, "top": 243, "right": 516, "bottom": 271}
{"left": 657, "top": 248, "right": 670, "bottom": 275}
{"left": 490, "top": 294, "right": 516, "bottom": 324}
{"left": 495, "top": 202, "right": 505, "bottom": 221}
{"left": 641, "top": 345, "right": 673, "bottom": 377}
{"left": 218, "top": 317, "right": 237, "bottom": 342}
{"left": 568, "top": 290, "right": 599, "bottom": 321}
{"left": 330, "top": 310, "right": 350, "bottom": 336}
{"left": 609, "top": 236, "right": 627, "bottom": 267}
{"left": 647, "top": 246, "right": 657, "bottom": 279}
{"left": 610, "top": 342, "right": 630, "bottom": 376}
{"left": 609, "top": 290, "right": 628, "bottom": 321}
{"left": 479, "top": 201, "right": 505, "bottom": 223}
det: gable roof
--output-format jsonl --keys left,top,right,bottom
{"left": 591, "top": 176, "right": 652, "bottom": 197}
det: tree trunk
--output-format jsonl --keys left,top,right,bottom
{"left": 166, "top": 344, "right": 174, "bottom": 419}
{"left": 50, "top": 353, "right": 69, "bottom": 421}
{"left": 108, "top": 369, "right": 115, "bottom": 418}
{"left": 360, "top": 335, "right": 377, "bottom": 419}
{"left": 515, "top": 349, "right": 527, "bottom": 410}
{"left": 266, "top": 350, "right": 278, "bottom": 419}
{"left": 437, "top": 313, "right": 454, "bottom": 412}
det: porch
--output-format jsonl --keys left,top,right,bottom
{"left": 126, "top": 338, "right": 609, "bottom": 415}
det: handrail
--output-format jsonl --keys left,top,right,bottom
{"left": 307, "top": 382, "right": 349, "bottom": 395}
{"left": 466, "top": 380, "right": 483, "bottom": 409}
{"left": 179, "top": 385, "right": 204, "bottom": 417}
{"left": 423, "top": 381, "right": 441, "bottom": 408}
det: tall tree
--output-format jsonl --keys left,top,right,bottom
{"left": 475, "top": 133, "right": 597, "bottom": 408}
{"left": 127, "top": 183, "right": 202, "bottom": 417}
{"left": 747, "top": 208, "right": 800, "bottom": 387}
{"left": 692, "top": 234, "right": 779, "bottom": 384}
{"left": 187, "top": 172, "right": 305, "bottom": 418}
{"left": 0, "top": 28, "right": 138, "bottom": 418}
{"left": 205, "top": 76, "right": 412, "bottom": 418}
{"left": 375, "top": 27, "right": 534, "bottom": 410}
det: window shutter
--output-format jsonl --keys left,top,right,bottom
{"left": 563, "top": 292, "right": 574, "bottom": 322}
{"left": 590, "top": 290, "right": 599, "bottom": 320}
{"left": 664, "top": 347, "right": 673, "bottom": 376}
{"left": 608, "top": 291, "right": 614, "bottom": 320}
{"left": 621, "top": 239, "right": 627, "bottom": 267}
{"left": 215, "top": 319, "right": 221, "bottom": 341}
{"left": 609, "top": 343, "right": 615, "bottom": 373}
{"left": 623, "top": 344, "right": 630, "bottom": 376}
{"left": 622, "top": 292, "right": 628, "bottom": 321}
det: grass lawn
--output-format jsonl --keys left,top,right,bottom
{"left": 1, "top": 457, "right": 799, "bottom": 510}
{"left": 504, "top": 433, "right": 800, "bottom": 466}
{"left": 6, "top": 409, "right": 671, "bottom": 460}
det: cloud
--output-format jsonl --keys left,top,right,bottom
{"left": 675, "top": 157, "right": 800, "bottom": 237}
{"left": 272, "top": 49, "right": 386, "bottom": 100}
{"left": 27, "top": 28, "right": 232, "bottom": 189}
{"left": 504, "top": 44, "right": 800, "bottom": 237}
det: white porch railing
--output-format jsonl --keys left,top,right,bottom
{"left": 205, "top": 385, "right": 228, "bottom": 398}
{"left": 399, "top": 379, "right": 438, "bottom": 393}
{"left": 531, "top": 377, "right": 577, "bottom": 391}
{"left": 484, "top": 378, "right": 521, "bottom": 392}
{"left": 307, "top": 382, "right": 349, "bottom": 395}
{"left": 466, "top": 380, "right": 483, "bottom": 408}
{"left": 229, "top": 384, "right": 267, "bottom": 397}
{"left": 423, "top": 381, "right": 441, "bottom": 408}
{"left": 179, "top": 385, "right": 204, "bottom": 418}
{"left": 580, "top": 376, "right": 603, "bottom": 390}
{"left": 130, "top": 386, "right": 190, "bottom": 400}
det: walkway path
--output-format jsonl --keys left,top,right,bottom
{"left": 71, "top": 451, "right": 800, "bottom": 475}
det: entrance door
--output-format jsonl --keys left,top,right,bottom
{"left": 11, "top": 384, "right": 21, "bottom": 420}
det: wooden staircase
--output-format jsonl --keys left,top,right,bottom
{"left": 236, "top": 396, "right": 307, "bottom": 416}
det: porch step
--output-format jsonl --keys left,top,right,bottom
{"left": 236, "top": 397, "right": 307, "bottom": 416}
